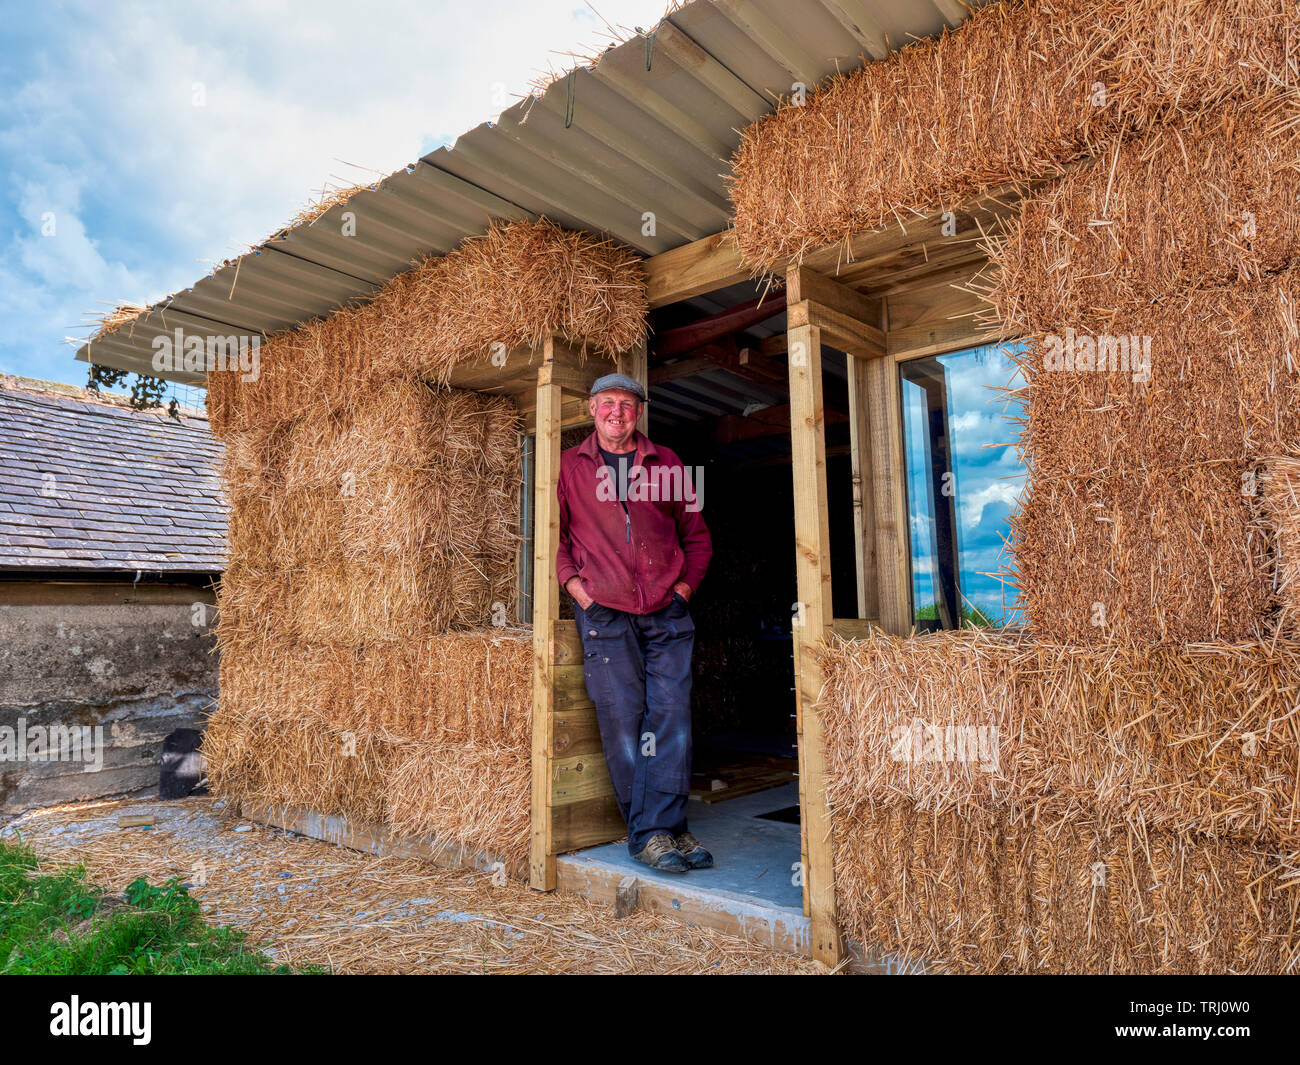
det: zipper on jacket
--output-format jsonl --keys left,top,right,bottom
{"left": 625, "top": 510, "right": 631, "bottom": 544}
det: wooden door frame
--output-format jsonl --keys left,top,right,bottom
{"left": 529, "top": 335, "right": 649, "bottom": 891}
{"left": 784, "top": 268, "right": 910, "bottom": 966}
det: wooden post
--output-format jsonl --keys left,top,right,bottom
{"left": 621, "top": 337, "right": 649, "bottom": 435}
{"left": 865, "top": 353, "right": 912, "bottom": 635}
{"left": 846, "top": 356, "right": 878, "bottom": 620}
{"left": 530, "top": 336, "right": 562, "bottom": 891}
{"left": 785, "top": 319, "right": 842, "bottom": 966}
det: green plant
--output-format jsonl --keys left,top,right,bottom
{"left": 0, "top": 837, "right": 321, "bottom": 975}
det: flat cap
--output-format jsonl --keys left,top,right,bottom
{"left": 589, "top": 372, "right": 647, "bottom": 402}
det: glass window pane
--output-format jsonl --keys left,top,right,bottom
{"left": 900, "top": 342, "right": 1026, "bottom": 629}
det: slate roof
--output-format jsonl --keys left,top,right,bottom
{"left": 0, "top": 376, "right": 225, "bottom": 573}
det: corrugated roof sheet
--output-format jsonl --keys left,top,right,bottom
{"left": 76, "top": 0, "right": 977, "bottom": 385}
{"left": 0, "top": 380, "right": 224, "bottom": 573}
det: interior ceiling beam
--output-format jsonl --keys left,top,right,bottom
{"left": 711, "top": 402, "right": 850, "bottom": 445}
{"left": 691, "top": 340, "right": 790, "bottom": 395}
{"left": 650, "top": 336, "right": 789, "bottom": 393}
{"left": 650, "top": 295, "right": 784, "bottom": 357}
{"left": 649, "top": 356, "right": 715, "bottom": 386}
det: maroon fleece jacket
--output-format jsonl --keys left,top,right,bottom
{"left": 556, "top": 431, "right": 711, "bottom": 615}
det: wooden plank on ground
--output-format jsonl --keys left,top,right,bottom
{"left": 243, "top": 802, "right": 526, "bottom": 880}
{"left": 693, "top": 770, "right": 797, "bottom": 804}
{"left": 557, "top": 854, "right": 811, "bottom": 955}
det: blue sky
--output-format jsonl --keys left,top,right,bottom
{"left": 903, "top": 343, "right": 1027, "bottom": 624}
{"left": 0, "top": 0, "right": 669, "bottom": 392}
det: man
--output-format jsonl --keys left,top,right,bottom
{"left": 556, "top": 372, "right": 713, "bottom": 873}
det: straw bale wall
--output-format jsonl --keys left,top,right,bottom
{"left": 205, "top": 383, "right": 534, "bottom": 868}
{"left": 822, "top": 632, "right": 1300, "bottom": 973}
{"left": 730, "top": 0, "right": 1297, "bottom": 272}
{"left": 738, "top": 0, "right": 1300, "bottom": 971}
{"left": 202, "top": 218, "right": 646, "bottom": 873}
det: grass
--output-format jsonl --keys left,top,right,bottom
{"left": 915, "top": 603, "right": 998, "bottom": 628}
{"left": 0, "top": 836, "right": 320, "bottom": 974}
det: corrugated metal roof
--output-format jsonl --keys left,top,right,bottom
{"left": 76, "top": 0, "right": 977, "bottom": 385}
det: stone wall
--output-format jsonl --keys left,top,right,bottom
{"left": 0, "top": 579, "right": 217, "bottom": 815}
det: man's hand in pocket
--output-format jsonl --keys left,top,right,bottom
{"left": 565, "top": 577, "right": 595, "bottom": 611}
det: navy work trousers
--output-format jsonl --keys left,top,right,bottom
{"left": 574, "top": 595, "right": 695, "bottom": 855}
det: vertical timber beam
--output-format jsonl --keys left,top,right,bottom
{"left": 620, "top": 336, "right": 649, "bottom": 435}
{"left": 846, "top": 354, "right": 879, "bottom": 620}
{"left": 530, "top": 336, "right": 562, "bottom": 891}
{"left": 865, "top": 352, "right": 912, "bottom": 635}
{"left": 786, "top": 319, "right": 843, "bottom": 966}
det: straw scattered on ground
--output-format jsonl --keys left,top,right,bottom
{"left": 2, "top": 798, "right": 823, "bottom": 975}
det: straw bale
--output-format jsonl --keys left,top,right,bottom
{"left": 989, "top": 102, "right": 1300, "bottom": 335}
{"left": 1015, "top": 276, "right": 1300, "bottom": 476}
{"left": 206, "top": 625, "right": 532, "bottom": 862}
{"left": 212, "top": 624, "right": 531, "bottom": 751}
{"left": 730, "top": 0, "right": 1298, "bottom": 272}
{"left": 1265, "top": 455, "right": 1300, "bottom": 636}
{"left": 264, "top": 630, "right": 533, "bottom": 746}
{"left": 1006, "top": 266, "right": 1300, "bottom": 642}
{"left": 820, "top": 630, "right": 1300, "bottom": 844}
{"left": 834, "top": 803, "right": 1300, "bottom": 973}
{"left": 1012, "top": 463, "right": 1271, "bottom": 643}
{"left": 206, "top": 218, "right": 644, "bottom": 436}
{"left": 202, "top": 696, "right": 393, "bottom": 827}
{"left": 385, "top": 740, "right": 531, "bottom": 870}
{"left": 217, "top": 382, "right": 521, "bottom": 643}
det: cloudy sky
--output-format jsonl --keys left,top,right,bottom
{"left": 902, "top": 342, "right": 1027, "bottom": 624}
{"left": 0, "top": 0, "right": 668, "bottom": 391}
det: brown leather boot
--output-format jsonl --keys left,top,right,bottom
{"left": 633, "top": 833, "right": 689, "bottom": 873}
{"left": 674, "top": 831, "right": 714, "bottom": 869}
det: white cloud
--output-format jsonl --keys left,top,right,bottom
{"left": 0, "top": 0, "right": 669, "bottom": 386}
{"left": 959, "top": 478, "right": 1023, "bottom": 531}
